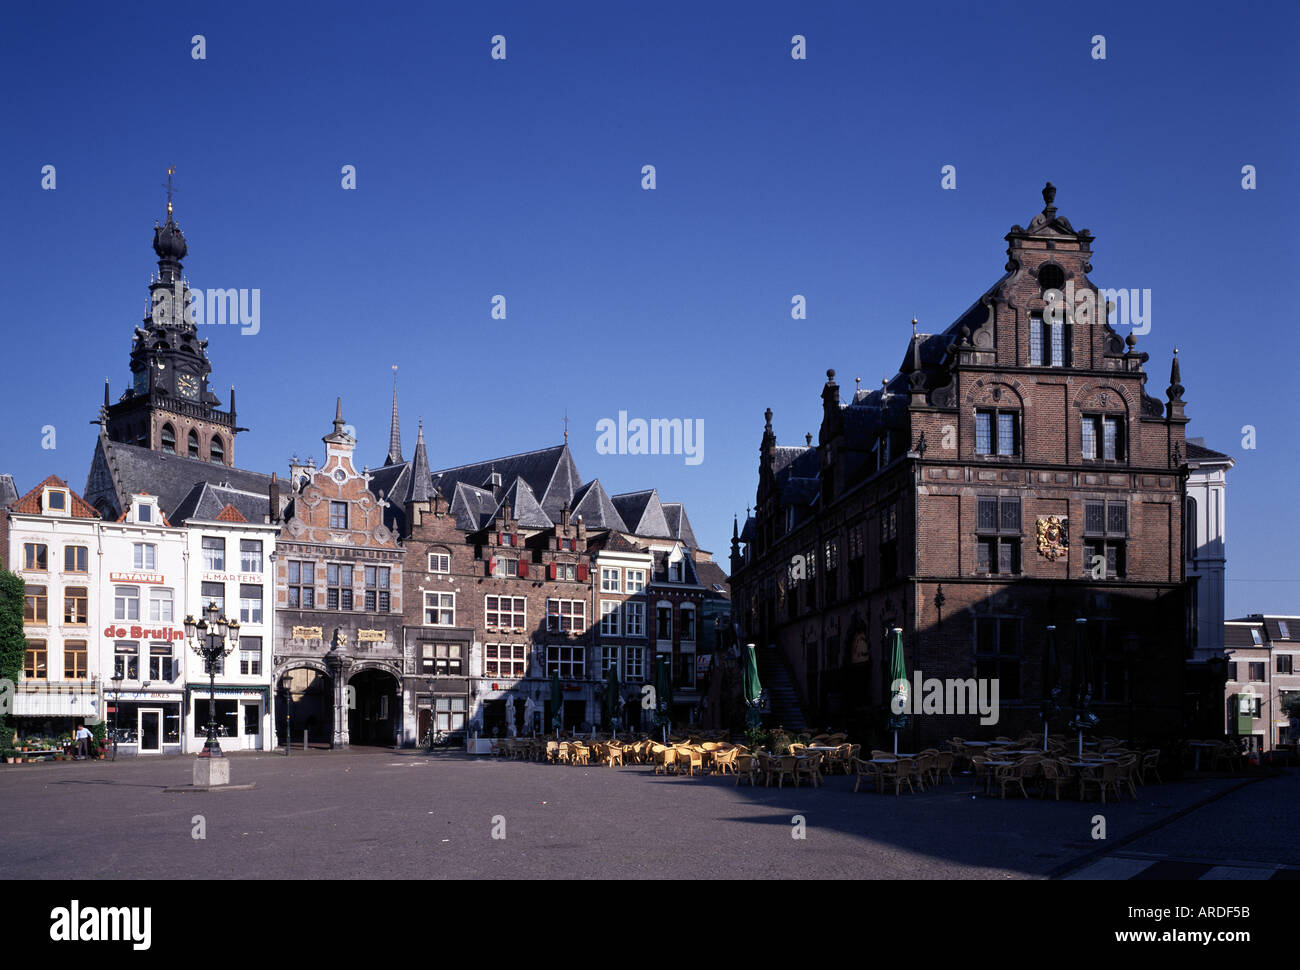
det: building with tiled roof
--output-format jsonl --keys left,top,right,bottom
{"left": 1222, "top": 615, "right": 1300, "bottom": 753}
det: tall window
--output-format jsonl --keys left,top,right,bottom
{"left": 656, "top": 606, "right": 673, "bottom": 641}
{"left": 201, "top": 536, "right": 225, "bottom": 572}
{"left": 209, "top": 436, "right": 225, "bottom": 464}
{"left": 287, "top": 561, "right": 315, "bottom": 608}
{"left": 435, "top": 696, "right": 466, "bottom": 731}
{"left": 133, "top": 543, "right": 157, "bottom": 570}
{"left": 600, "top": 600, "right": 621, "bottom": 636}
{"left": 326, "top": 564, "right": 353, "bottom": 610}
{"left": 161, "top": 424, "right": 176, "bottom": 454}
{"left": 149, "top": 643, "right": 175, "bottom": 681}
{"left": 188, "top": 430, "right": 200, "bottom": 458}
{"left": 201, "top": 581, "right": 225, "bottom": 616}
{"left": 364, "top": 566, "right": 391, "bottom": 612}
{"left": 239, "top": 584, "right": 263, "bottom": 624}
{"left": 1083, "top": 500, "right": 1127, "bottom": 578}
{"left": 239, "top": 636, "right": 262, "bottom": 676}
{"left": 1082, "top": 414, "right": 1125, "bottom": 461}
{"left": 240, "top": 539, "right": 263, "bottom": 572}
{"left": 114, "top": 585, "right": 139, "bottom": 621}
{"left": 601, "top": 567, "right": 621, "bottom": 592}
{"left": 625, "top": 601, "right": 645, "bottom": 637}
{"left": 976, "top": 496, "right": 1022, "bottom": 574}
{"left": 879, "top": 504, "right": 898, "bottom": 583}
{"left": 1185, "top": 498, "right": 1197, "bottom": 560}
{"left": 1030, "top": 314, "right": 1069, "bottom": 367}
{"left": 64, "top": 546, "right": 88, "bottom": 573}
{"left": 149, "top": 587, "right": 174, "bottom": 622}
{"left": 64, "top": 587, "right": 88, "bottom": 624}
{"left": 546, "top": 645, "right": 585, "bottom": 679}
{"left": 329, "top": 501, "right": 348, "bottom": 529}
{"left": 24, "top": 641, "right": 47, "bottom": 679}
{"left": 668, "top": 559, "right": 685, "bottom": 583}
{"left": 601, "top": 646, "right": 620, "bottom": 677}
{"left": 625, "top": 569, "right": 646, "bottom": 593}
{"left": 485, "top": 643, "right": 526, "bottom": 678}
{"left": 547, "top": 599, "right": 585, "bottom": 634}
{"left": 485, "top": 595, "right": 525, "bottom": 629}
{"left": 624, "top": 645, "right": 646, "bottom": 683}
{"left": 64, "top": 640, "right": 88, "bottom": 679}
{"left": 424, "top": 591, "right": 455, "bottom": 626}
{"left": 975, "top": 617, "right": 1020, "bottom": 699}
{"left": 975, "top": 409, "right": 1019, "bottom": 456}
{"left": 24, "top": 543, "right": 47, "bottom": 571}
{"left": 114, "top": 642, "right": 139, "bottom": 679}
{"left": 680, "top": 607, "right": 696, "bottom": 642}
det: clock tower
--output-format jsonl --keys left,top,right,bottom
{"left": 103, "top": 172, "right": 242, "bottom": 467}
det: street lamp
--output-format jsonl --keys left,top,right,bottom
{"left": 110, "top": 674, "right": 123, "bottom": 761}
{"left": 184, "top": 601, "right": 240, "bottom": 759}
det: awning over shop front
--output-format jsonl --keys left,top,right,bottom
{"left": 12, "top": 688, "right": 101, "bottom": 718}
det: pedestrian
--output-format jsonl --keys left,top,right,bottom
{"left": 74, "top": 724, "right": 91, "bottom": 760}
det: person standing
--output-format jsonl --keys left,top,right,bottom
{"left": 74, "top": 724, "right": 92, "bottom": 760}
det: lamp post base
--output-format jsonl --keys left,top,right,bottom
{"left": 197, "top": 740, "right": 226, "bottom": 758}
{"left": 193, "top": 757, "right": 231, "bottom": 787}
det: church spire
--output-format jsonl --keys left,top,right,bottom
{"left": 410, "top": 420, "right": 432, "bottom": 503}
{"left": 386, "top": 365, "right": 403, "bottom": 466}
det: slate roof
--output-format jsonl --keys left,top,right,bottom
{"left": 650, "top": 546, "right": 699, "bottom": 584}
{"left": 661, "top": 503, "right": 699, "bottom": 549}
{"left": 1224, "top": 620, "right": 1267, "bottom": 650}
{"left": 448, "top": 481, "right": 500, "bottom": 532}
{"left": 170, "top": 481, "right": 271, "bottom": 525}
{"left": 496, "top": 477, "right": 553, "bottom": 529}
{"left": 8, "top": 475, "right": 100, "bottom": 518}
{"left": 611, "top": 489, "right": 671, "bottom": 538}
{"left": 569, "top": 480, "right": 628, "bottom": 531}
{"left": 695, "top": 559, "right": 731, "bottom": 599}
{"left": 86, "top": 431, "right": 272, "bottom": 521}
{"left": 0, "top": 474, "right": 18, "bottom": 509}
{"left": 430, "top": 444, "right": 579, "bottom": 521}
{"left": 1185, "top": 440, "right": 1233, "bottom": 464}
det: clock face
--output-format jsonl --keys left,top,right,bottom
{"left": 177, "top": 373, "right": 199, "bottom": 400}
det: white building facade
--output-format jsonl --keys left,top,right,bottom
{"left": 1185, "top": 438, "right": 1234, "bottom": 662}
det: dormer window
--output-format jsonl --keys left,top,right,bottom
{"left": 668, "top": 559, "right": 685, "bottom": 583}
{"left": 138, "top": 503, "right": 152, "bottom": 523}
{"left": 1030, "top": 314, "right": 1070, "bottom": 367}
{"left": 44, "top": 489, "right": 68, "bottom": 514}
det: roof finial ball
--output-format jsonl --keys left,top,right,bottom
{"left": 1125, "top": 331, "right": 1137, "bottom": 350}
{"left": 826, "top": 368, "right": 836, "bottom": 382}
{"left": 1043, "top": 181, "right": 1057, "bottom": 207}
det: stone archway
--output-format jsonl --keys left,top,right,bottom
{"left": 279, "top": 665, "right": 333, "bottom": 747}
{"left": 347, "top": 667, "right": 400, "bottom": 746}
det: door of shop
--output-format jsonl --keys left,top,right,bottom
{"left": 242, "top": 702, "right": 262, "bottom": 750}
{"left": 138, "top": 708, "right": 162, "bottom": 753}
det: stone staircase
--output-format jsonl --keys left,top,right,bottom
{"left": 755, "top": 645, "right": 808, "bottom": 732}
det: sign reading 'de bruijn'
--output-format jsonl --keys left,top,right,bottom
{"left": 103, "top": 625, "right": 186, "bottom": 641}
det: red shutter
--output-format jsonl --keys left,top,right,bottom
{"left": 518, "top": 560, "right": 529, "bottom": 578}
{"left": 548, "top": 562, "right": 557, "bottom": 580}
{"left": 486, "top": 557, "right": 496, "bottom": 577}
{"left": 497, "top": 531, "right": 502, "bottom": 546}
{"left": 577, "top": 563, "right": 588, "bottom": 582}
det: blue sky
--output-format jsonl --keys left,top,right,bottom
{"left": 1, "top": 0, "right": 1295, "bottom": 618}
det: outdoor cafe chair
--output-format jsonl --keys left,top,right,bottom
{"left": 713, "top": 748, "right": 738, "bottom": 775}
{"left": 652, "top": 745, "right": 676, "bottom": 775}
{"left": 879, "top": 757, "right": 916, "bottom": 796}
{"left": 675, "top": 747, "right": 704, "bottom": 776}
{"left": 967, "top": 755, "right": 991, "bottom": 795}
{"left": 570, "top": 743, "right": 591, "bottom": 767}
{"left": 1037, "top": 760, "right": 1070, "bottom": 801}
{"left": 767, "top": 755, "right": 797, "bottom": 789}
{"left": 1078, "top": 761, "right": 1119, "bottom": 803}
{"left": 994, "top": 762, "right": 1028, "bottom": 799}
{"left": 1113, "top": 756, "right": 1139, "bottom": 799}
{"left": 851, "top": 757, "right": 881, "bottom": 794}
{"left": 794, "top": 752, "right": 822, "bottom": 788}
{"left": 734, "top": 753, "right": 760, "bottom": 786}
{"left": 934, "top": 751, "right": 955, "bottom": 785}
{"left": 1139, "top": 749, "right": 1162, "bottom": 784}
{"left": 606, "top": 744, "right": 625, "bottom": 768}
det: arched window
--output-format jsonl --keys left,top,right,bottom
{"left": 209, "top": 435, "right": 225, "bottom": 464}
{"left": 188, "top": 429, "right": 200, "bottom": 458}
{"left": 1186, "top": 497, "right": 1198, "bottom": 560}
{"left": 160, "top": 424, "right": 176, "bottom": 455}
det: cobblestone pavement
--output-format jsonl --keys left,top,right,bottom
{"left": 0, "top": 750, "right": 1280, "bottom": 880}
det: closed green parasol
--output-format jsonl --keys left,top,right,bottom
{"left": 550, "top": 670, "right": 563, "bottom": 736}
{"left": 742, "top": 643, "right": 763, "bottom": 729}
{"left": 887, "top": 627, "right": 909, "bottom": 755}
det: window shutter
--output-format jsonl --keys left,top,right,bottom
{"left": 497, "top": 531, "right": 502, "bottom": 546}
{"left": 577, "top": 563, "right": 588, "bottom": 582}
{"left": 547, "top": 562, "right": 557, "bottom": 580}
{"left": 518, "top": 560, "right": 529, "bottom": 578}
{"left": 977, "top": 498, "right": 998, "bottom": 532}
{"left": 486, "top": 557, "right": 496, "bottom": 577}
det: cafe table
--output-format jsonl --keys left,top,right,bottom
{"left": 1187, "top": 741, "right": 1219, "bottom": 772}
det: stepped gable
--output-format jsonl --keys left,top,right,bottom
{"left": 85, "top": 430, "right": 271, "bottom": 521}
{"left": 569, "top": 479, "right": 628, "bottom": 531}
{"left": 430, "top": 443, "right": 579, "bottom": 521}
{"left": 8, "top": 475, "right": 100, "bottom": 518}
{"left": 170, "top": 480, "right": 270, "bottom": 524}
{"left": 610, "top": 489, "right": 671, "bottom": 538}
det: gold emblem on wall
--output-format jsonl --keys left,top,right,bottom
{"left": 357, "top": 629, "right": 385, "bottom": 642}
{"left": 1036, "top": 516, "right": 1069, "bottom": 561}
{"left": 291, "top": 625, "right": 323, "bottom": 640}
